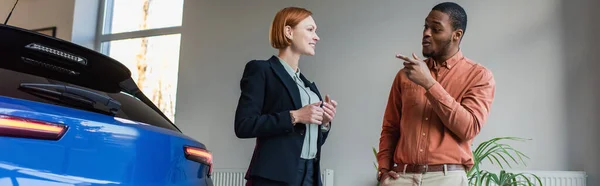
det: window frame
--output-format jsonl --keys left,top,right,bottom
{"left": 94, "top": 0, "right": 184, "bottom": 123}
{"left": 94, "top": 0, "right": 183, "bottom": 53}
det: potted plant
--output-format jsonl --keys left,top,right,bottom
{"left": 468, "top": 137, "right": 543, "bottom": 186}
{"left": 372, "top": 137, "right": 543, "bottom": 186}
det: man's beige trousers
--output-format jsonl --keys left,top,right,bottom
{"left": 381, "top": 171, "right": 468, "bottom": 186}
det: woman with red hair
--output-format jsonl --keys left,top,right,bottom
{"left": 234, "top": 6, "right": 338, "bottom": 186}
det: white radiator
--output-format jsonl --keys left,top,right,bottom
{"left": 212, "top": 169, "right": 334, "bottom": 186}
{"left": 481, "top": 170, "right": 587, "bottom": 186}
{"left": 211, "top": 169, "right": 247, "bottom": 186}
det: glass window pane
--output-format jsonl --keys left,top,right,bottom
{"left": 102, "top": 34, "right": 181, "bottom": 122}
{"left": 105, "top": 0, "right": 184, "bottom": 34}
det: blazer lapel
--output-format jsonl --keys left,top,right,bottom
{"left": 268, "top": 56, "right": 302, "bottom": 109}
{"left": 300, "top": 73, "right": 323, "bottom": 102}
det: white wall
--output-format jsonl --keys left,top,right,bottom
{"left": 0, "top": 0, "right": 75, "bottom": 41}
{"left": 562, "top": 0, "right": 600, "bottom": 185}
{"left": 176, "top": 0, "right": 599, "bottom": 185}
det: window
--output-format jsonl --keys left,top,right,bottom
{"left": 96, "top": 0, "right": 184, "bottom": 122}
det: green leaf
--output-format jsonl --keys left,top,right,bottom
{"left": 465, "top": 137, "right": 542, "bottom": 186}
{"left": 372, "top": 147, "right": 379, "bottom": 172}
{"left": 373, "top": 147, "right": 378, "bottom": 157}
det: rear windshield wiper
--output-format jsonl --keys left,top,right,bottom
{"left": 19, "top": 83, "right": 121, "bottom": 115}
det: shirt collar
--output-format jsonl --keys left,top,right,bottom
{"left": 277, "top": 56, "right": 300, "bottom": 77}
{"left": 426, "top": 49, "right": 464, "bottom": 70}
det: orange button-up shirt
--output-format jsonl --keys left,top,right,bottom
{"left": 377, "top": 50, "right": 496, "bottom": 171}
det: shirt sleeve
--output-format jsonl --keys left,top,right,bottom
{"left": 425, "top": 68, "right": 496, "bottom": 141}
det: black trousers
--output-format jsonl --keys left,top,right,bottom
{"left": 246, "top": 159, "right": 315, "bottom": 186}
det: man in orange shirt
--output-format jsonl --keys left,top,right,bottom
{"left": 376, "top": 2, "right": 496, "bottom": 186}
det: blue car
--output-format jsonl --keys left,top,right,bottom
{"left": 0, "top": 24, "right": 214, "bottom": 186}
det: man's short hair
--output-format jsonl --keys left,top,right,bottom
{"left": 269, "top": 7, "right": 312, "bottom": 49}
{"left": 432, "top": 2, "right": 467, "bottom": 34}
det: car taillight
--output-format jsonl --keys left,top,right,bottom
{"left": 0, "top": 115, "right": 67, "bottom": 140}
{"left": 184, "top": 146, "right": 213, "bottom": 175}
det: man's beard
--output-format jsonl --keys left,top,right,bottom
{"left": 423, "top": 37, "right": 452, "bottom": 59}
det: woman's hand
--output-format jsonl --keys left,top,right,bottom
{"left": 290, "top": 102, "right": 324, "bottom": 125}
{"left": 321, "top": 95, "right": 337, "bottom": 125}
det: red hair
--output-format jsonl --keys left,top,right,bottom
{"left": 269, "top": 7, "right": 312, "bottom": 49}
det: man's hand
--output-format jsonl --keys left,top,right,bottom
{"left": 397, "top": 53, "right": 436, "bottom": 89}
{"left": 380, "top": 170, "right": 400, "bottom": 185}
{"left": 321, "top": 95, "right": 337, "bottom": 125}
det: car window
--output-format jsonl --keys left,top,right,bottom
{"left": 0, "top": 68, "right": 179, "bottom": 132}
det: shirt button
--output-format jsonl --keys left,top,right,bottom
{"left": 425, "top": 117, "right": 429, "bottom": 120}
{"left": 419, "top": 149, "right": 423, "bottom": 152}
{"left": 422, "top": 133, "right": 426, "bottom": 136}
